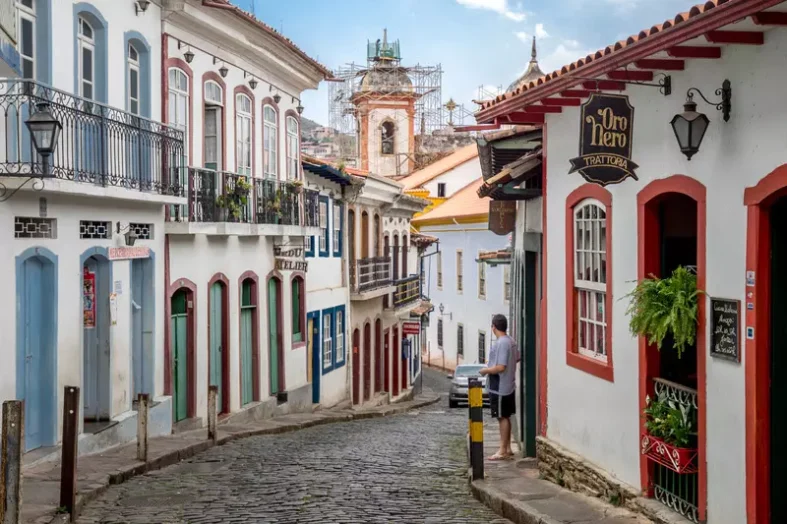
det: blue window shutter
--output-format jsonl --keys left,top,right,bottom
{"left": 331, "top": 306, "right": 337, "bottom": 368}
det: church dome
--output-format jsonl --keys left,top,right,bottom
{"left": 360, "top": 65, "right": 414, "bottom": 94}
{"left": 508, "top": 36, "right": 545, "bottom": 92}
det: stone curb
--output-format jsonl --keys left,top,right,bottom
{"left": 468, "top": 472, "right": 562, "bottom": 524}
{"left": 47, "top": 393, "right": 440, "bottom": 523}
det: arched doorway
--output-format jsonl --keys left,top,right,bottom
{"left": 392, "top": 327, "right": 400, "bottom": 396}
{"left": 374, "top": 319, "right": 382, "bottom": 393}
{"left": 267, "top": 276, "right": 284, "bottom": 396}
{"left": 16, "top": 247, "right": 57, "bottom": 451}
{"left": 208, "top": 275, "right": 230, "bottom": 414}
{"left": 239, "top": 275, "right": 259, "bottom": 406}
{"left": 637, "top": 176, "right": 706, "bottom": 522}
{"left": 363, "top": 322, "right": 372, "bottom": 401}
{"left": 352, "top": 328, "right": 361, "bottom": 405}
{"left": 82, "top": 249, "right": 111, "bottom": 424}
{"left": 170, "top": 285, "right": 195, "bottom": 423}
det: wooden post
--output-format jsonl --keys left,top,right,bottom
{"left": 1, "top": 401, "right": 23, "bottom": 524}
{"left": 136, "top": 394, "right": 149, "bottom": 462}
{"left": 60, "top": 386, "right": 80, "bottom": 517}
{"left": 207, "top": 386, "right": 218, "bottom": 443}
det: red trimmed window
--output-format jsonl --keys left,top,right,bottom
{"left": 566, "top": 185, "right": 613, "bottom": 382}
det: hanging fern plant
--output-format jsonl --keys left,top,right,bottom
{"left": 625, "top": 266, "right": 702, "bottom": 358}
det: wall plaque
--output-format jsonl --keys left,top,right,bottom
{"left": 710, "top": 297, "right": 740, "bottom": 363}
{"left": 489, "top": 200, "right": 516, "bottom": 236}
{"left": 569, "top": 93, "right": 639, "bottom": 186}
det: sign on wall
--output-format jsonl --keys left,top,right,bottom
{"left": 568, "top": 93, "right": 639, "bottom": 186}
{"left": 489, "top": 200, "right": 516, "bottom": 235}
{"left": 108, "top": 246, "right": 150, "bottom": 261}
{"left": 274, "top": 246, "right": 308, "bottom": 272}
{"left": 402, "top": 321, "right": 421, "bottom": 335}
{"left": 709, "top": 297, "right": 740, "bottom": 363}
{"left": 83, "top": 268, "right": 95, "bottom": 329}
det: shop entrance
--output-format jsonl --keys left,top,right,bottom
{"left": 83, "top": 255, "right": 111, "bottom": 427}
{"left": 770, "top": 196, "right": 787, "bottom": 521}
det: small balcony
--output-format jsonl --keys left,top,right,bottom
{"left": 0, "top": 79, "right": 185, "bottom": 202}
{"left": 350, "top": 257, "right": 394, "bottom": 301}
{"left": 167, "top": 167, "right": 320, "bottom": 236}
{"left": 392, "top": 275, "right": 421, "bottom": 310}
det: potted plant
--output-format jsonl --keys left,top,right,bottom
{"left": 641, "top": 391, "right": 697, "bottom": 473}
{"left": 624, "top": 266, "right": 702, "bottom": 358}
{"left": 215, "top": 178, "right": 251, "bottom": 221}
{"left": 288, "top": 179, "right": 304, "bottom": 194}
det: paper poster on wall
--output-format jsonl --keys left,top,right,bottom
{"left": 83, "top": 268, "right": 96, "bottom": 329}
{"left": 109, "top": 293, "right": 118, "bottom": 326}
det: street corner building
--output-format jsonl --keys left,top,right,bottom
{"left": 468, "top": 1, "right": 787, "bottom": 523}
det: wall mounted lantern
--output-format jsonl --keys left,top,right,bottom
{"left": 219, "top": 65, "right": 229, "bottom": 78}
{"left": 116, "top": 223, "right": 138, "bottom": 246}
{"left": 296, "top": 103, "right": 304, "bottom": 115}
{"left": 26, "top": 102, "right": 62, "bottom": 178}
{"left": 249, "top": 78, "right": 258, "bottom": 90}
{"left": 438, "top": 303, "right": 452, "bottom": 320}
{"left": 273, "top": 93, "right": 281, "bottom": 104}
{"left": 135, "top": 0, "right": 150, "bottom": 16}
{"left": 184, "top": 48, "right": 194, "bottom": 64}
{"left": 670, "top": 79, "right": 731, "bottom": 161}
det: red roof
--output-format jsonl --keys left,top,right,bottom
{"left": 477, "top": 0, "right": 786, "bottom": 123}
{"left": 202, "top": 0, "right": 333, "bottom": 79}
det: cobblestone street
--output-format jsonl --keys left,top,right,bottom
{"left": 77, "top": 369, "right": 510, "bottom": 524}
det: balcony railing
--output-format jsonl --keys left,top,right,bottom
{"left": 353, "top": 257, "right": 391, "bottom": 294}
{"left": 170, "top": 167, "right": 319, "bottom": 228}
{"left": 0, "top": 79, "right": 185, "bottom": 195}
{"left": 393, "top": 275, "right": 421, "bottom": 309}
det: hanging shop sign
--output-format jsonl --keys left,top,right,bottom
{"left": 83, "top": 268, "right": 96, "bottom": 329}
{"left": 489, "top": 200, "right": 516, "bottom": 236}
{"left": 402, "top": 321, "right": 421, "bottom": 335}
{"left": 709, "top": 297, "right": 740, "bottom": 363}
{"left": 108, "top": 246, "right": 150, "bottom": 261}
{"left": 569, "top": 93, "right": 639, "bottom": 186}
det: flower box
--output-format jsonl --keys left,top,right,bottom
{"left": 641, "top": 433, "right": 698, "bottom": 474}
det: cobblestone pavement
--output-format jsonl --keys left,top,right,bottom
{"left": 77, "top": 369, "right": 511, "bottom": 524}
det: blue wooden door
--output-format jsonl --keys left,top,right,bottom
{"left": 22, "top": 257, "right": 49, "bottom": 450}
{"left": 83, "top": 257, "right": 111, "bottom": 420}
{"left": 209, "top": 282, "right": 224, "bottom": 411}
{"left": 171, "top": 290, "right": 189, "bottom": 422}
{"left": 268, "top": 279, "right": 279, "bottom": 395}
{"left": 309, "top": 313, "right": 320, "bottom": 404}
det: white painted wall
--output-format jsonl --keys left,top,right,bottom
{"left": 421, "top": 158, "right": 481, "bottom": 199}
{"left": 420, "top": 223, "right": 509, "bottom": 370}
{"left": 540, "top": 30, "right": 787, "bottom": 522}
{"left": 367, "top": 105, "right": 411, "bottom": 178}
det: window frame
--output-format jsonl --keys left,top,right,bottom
{"left": 291, "top": 276, "right": 305, "bottom": 345}
{"left": 456, "top": 250, "right": 463, "bottom": 294}
{"left": 334, "top": 305, "right": 346, "bottom": 367}
{"left": 437, "top": 318, "right": 443, "bottom": 349}
{"left": 437, "top": 182, "right": 446, "bottom": 198}
{"left": 305, "top": 235, "right": 315, "bottom": 258}
{"left": 318, "top": 196, "right": 330, "bottom": 257}
{"left": 477, "top": 255, "right": 486, "bottom": 299}
{"left": 380, "top": 120, "right": 395, "bottom": 155}
{"left": 235, "top": 93, "right": 253, "bottom": 176}
{"left": 332, "top": 202, "right": 343, "bottom": 257}
{"left": 127, "top": 43, "right": 140, "bottom": 115}
{"left": 168, "top": 68, "right": 189, "bottom": 154}
{"left": 478, "top": 330, "right": 486, "bottom": 363}
{"left": 322, "top": 310, "right": 333, "bottom": 373}
{"left": 286, "top": 115, "right": 299, "bottom": 181}
{"left": 503, "top": 265, "right": 511, "bottom": 303}
{"left": 457, "top": 323, "right": 464, "bottom": 358}
{"left": 263, "top": 104, "right": 278, "bottom": 179}
{"left": 77, "top": 16, "right": 95, "bottom": 101}
{"left": 436, "top": 251, "right": 443, "bottom": 290}
{"left": 565, "top": 184, "right": 614, "bottom": 382}
{"left": 203, "top": 80, "right": 223, "bottom": 170}
{"left": 18, "top": 0, "right": 36, "bottom": 80}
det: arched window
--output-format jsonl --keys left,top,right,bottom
{"left": 77, "top": 16, "right": 95, "bottom": 100}
{"left": 381, "top": 121, "right": 395, "bottom": 155}
{"left": 168, "top": 68, "right": 189, "bottom": 148}
{"left": 286, "top": 115, "right": 299, "bottom": 180}
{"left": 204, "top": 80, "right": 223, "bottom": 170}
{"left": 127, "top": 43, "right": 140, "bottom": 115}
{"left": 263, "top": 105, "right": 278, "bottom": 178}
{"left": 236, "top": 94, "right": 252, "bottom": 176}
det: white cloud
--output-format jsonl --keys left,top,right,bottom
{"left": 535, "top": 23, "right": 549, "bottom": 39}
{"left": 456, "top": 0, "right": 526, "bottom": 22}
{"left": 515, "top": 31, "right": 529, "bottom": 43}
{"left": 535, "top": 40, "right": 595, "bottom": 75}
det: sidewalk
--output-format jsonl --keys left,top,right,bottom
{"left": 22, "top": 391, "right": 439, "bottom": 524}
{"left": 469, "top": 423, "right": 652, "bottom": 524}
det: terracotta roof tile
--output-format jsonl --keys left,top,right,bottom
{"left": 399, "top": 144, "right": 479, "bottom": 190}
{"left": 479, "top": 0, "right": 745, "bottom": 114}
{"left": 412, "top": 178, "right": 488, "bottom": 224}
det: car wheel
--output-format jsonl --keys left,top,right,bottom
{"left": 449, "top": 399, "right": 458, "bottom": 408}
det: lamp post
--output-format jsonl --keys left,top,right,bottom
{"left": 25, "top": 102, "right": 62, "bottom": 178}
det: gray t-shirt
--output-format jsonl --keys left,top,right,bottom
{"left": 487, "top": 335, "right": 517, "bottom": 396}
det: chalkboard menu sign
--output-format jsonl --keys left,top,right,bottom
{"left": 710, "top": 298, "right": 740, "bottom": 362}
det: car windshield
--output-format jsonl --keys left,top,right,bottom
{"left": 455, "top": 365, "right": 484, "bottom": 377}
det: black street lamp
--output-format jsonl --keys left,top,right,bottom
{"left": 670, "top": 79, "right": 731, "bottom": 161}
{"left": 25, "top": 102, "right": 62, "bottom": 177}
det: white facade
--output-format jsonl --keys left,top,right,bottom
{"left": 420, "top": 157, "right": 480, "bottom": 200}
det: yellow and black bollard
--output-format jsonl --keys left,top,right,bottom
{"left": 468, "top": 377, "right": 484, "bottom": 480}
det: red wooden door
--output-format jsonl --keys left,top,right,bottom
{"left": 392, "top": 327, "right": 400, "bottom": 396}
{"left": 352, "top": 329, "right": 361, "bottom": 405}
{"left": 363, "top": 323, "right": 372, "bottom": 401}
{"left": 384, "top": 330, "right": 390, "bottom": 393}
{"left": 374, "top": 319, "right": 382, "bottom": 393}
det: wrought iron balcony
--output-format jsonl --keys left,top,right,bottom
{"left": 353, "top": 257, "right": 392, "bottom": 294}
{"left": 0, "top": 79, "right": 185, "bottom": 195}
{"left": 393, "top": 275, "right": 421, "bottom": 309}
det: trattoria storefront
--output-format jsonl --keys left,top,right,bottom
{"left": 472, "top": 1, "right": 787, "bottom": 522}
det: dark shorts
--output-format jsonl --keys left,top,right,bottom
{"left": 489, "top": 392, "right": 516, "bottom": 419}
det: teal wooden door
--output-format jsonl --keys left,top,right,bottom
{"left": 240, "top": 280, "right": 254, "bottom": 405}
{"left": 209, "top": 282, "right": 224, "bottom": 411}
{"left": 268, "top": 279, "right": 279, "bottom": 395}
{"left": 171, "top": 290, "right": 188, "bottom": 422}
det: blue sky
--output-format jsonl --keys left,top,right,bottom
{"left": 233, "top": 0, "right": 693, "bottom": 126}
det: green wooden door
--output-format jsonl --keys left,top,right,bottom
{"left": 771, "top": 197, "right": 787, "bottom": 521}
{"left": 171, "top": 290, "right": 189, "bottom": 422}
{"left": 268, "top": 279, "right": 279, "bottom": 395}
{"left": 241, "top": 280, "right": 254, "bottom": 405}
{"left": 209, "top": 282, "right": 223, "bottom": 411}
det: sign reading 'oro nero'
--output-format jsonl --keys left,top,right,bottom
{"left": 569, "top": 93, "right": 639, "bottom": 186}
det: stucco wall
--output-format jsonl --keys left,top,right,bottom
{"left": 421, "top": 157, "right": 481, "bottom": 199}
{"left": 539, "top": 30, "right": 787, "bottom": 522}
{"left": 368, "top": 106, "right": 411, "bottom": 177}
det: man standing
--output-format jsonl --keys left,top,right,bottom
{"left": 480, "top": 314, "right": 517, "bottom": 460}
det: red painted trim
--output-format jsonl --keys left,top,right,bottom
{"left": 363, "top": 322, "right": 372, "bottom": 401}
{"left": 374, "top": 318, "right": 382, "bottom": 393}
{"left": 261, "top": 97, "right": 281, "bottom": 179}
{"left": 581, "top": 80, "right": 625, "bottom": 91}
{"left": 383, "top": 328, "right": 390, "bottom": 393}
{"left": 285, "top": 109, "right": 302, "bottom": 180}
{"left": 564, "top": 183, "right": 614, "bottom": 383}
{"left": 524, "top": 105, "right": 562, "bottom": 114}
{"left": 453, "top": 124, "right": 501, "bottom": 132}
{"left": 352, "top": 328, "right": 361, "bottom": 405}
{"left": 265, "top": 271, "right": 285, "bottom": 392}
{"left": 289, "top": 272, "right": 307, "bottom": 350}
{"left": 541, "top": 97, "right": 582, "bottom": 107}
{"left": 207, "top": 273, "right": 231, "bottom": 414}
{"left": 752, "top": 11, "right": 787, "bottom": 25}
{"left": 607, "top": 70, "right": 653, "bottom": 81}
{"left": 167, "top": 277, "right": 198, "bottom": 419}
{"left": 497, "top": 113, "right": 545, "bottom": 125}
{"left": 233, "top": 85, "right": 256, "bottom": 177}
{"left": 705, "top": 30, "right": 764, "bottom": 45}
{"left": 636, "top": 175, "right": 707, "bottom": 521}
{"left": 538, "top": 122, "right": 548, "bottom": 437}
{"left": 163, "top": 51, "right": 194, "bottom": 164}
{"left": 667, "top": 46, "right": 722, "bottom": 58}
{"left": 560, "top": 89, "right": 592, "bottom": 98}
{"left": 744, "top": 163, "right": 787, "bottom": 524}
{"left": 202, "top": 71, "right": 227, "bottom": 171}
{"left": 634, "top": 59, "right": 685, "bottom": 71}
{"left": 238, "top": 271, "right": 260, "bottom": 402}
{"left": 392, "top": 327, "right": 400, "bottom": 396}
